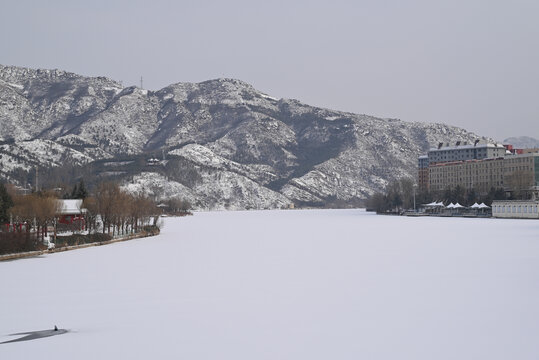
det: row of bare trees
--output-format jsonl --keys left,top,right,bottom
{"left": 3, "top": 183, "right": 159, "bottom": 238}
{"left": 1, "top": 182, "right": 161, "bottom": 254}
{"left": 83, "top": 182, "right": 158, "bottom": 236}
{"left": 9, "top": 191, "right": 60, "bottom": 241}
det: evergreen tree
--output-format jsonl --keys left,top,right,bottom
{"left": 76, "top": 179, "right": 88, "bottom": 199}
{"left": 68, "top": 180, "right": 88, "bottom": 199}
{"left": 70, "top": 183, "right": 79, "bottom": 199}
{"left": 443, "top": 187, "right": 453, "bottom": 203}
{"left": 0, "top": 183, "right": 14, "bottom": 223}
{"left": 466, "top": 189, "right": 477, "bottom": 205}
{"left": 452, "top": 185, "right": 465, "bottom": 204}
{"left": 493, "top": 187, "right": 506, "bottom": 200}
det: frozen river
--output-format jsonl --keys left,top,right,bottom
{"left": 1, "top": 209, "right": 539, "bottom": 359}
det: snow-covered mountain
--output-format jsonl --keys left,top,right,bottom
{"left": 0, "top": 64, "right": 489, "bottom": 209}
{"left": 503, "top": 136, "right": 539, "bottom": 149}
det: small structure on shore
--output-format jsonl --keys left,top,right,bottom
{"left": 492, "top": 200, "right": 539, "bottom": 219}
{"left": 413, "top": 201, "right": 492, "bottom": 217}
{"left": 423, "top": 201, "right": 446, "bottom": 214}
{"left": 57, "top": 199, "right": 86, "bottom": 231}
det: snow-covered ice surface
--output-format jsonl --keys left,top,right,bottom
{"left": 1, "top": 209, "right": 539, "bottom": 359}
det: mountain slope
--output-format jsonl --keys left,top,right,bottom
{"left": 0, "top": 64, "right": 489, "bottom": 209}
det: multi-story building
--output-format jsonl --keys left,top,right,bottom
{"left": 427, "top": 141, "right": 506, "bottom": 164}
{"left": 429, "top": 158, "right": 505, "bottom": 194}
{"left": 418, "top": 155, "right": 429, "bottom": 190}
{"left": 503, "top": 153, "right": 539, "bottom": 193}
{"left": 418, "top": 141, "right": 539, "bottom": 197}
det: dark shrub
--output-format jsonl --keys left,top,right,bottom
{"left": 54, "top": 233, "right": 112, "bottom": 247}
{"left": 0, "top": 232, "right": 42, "bottom": 255}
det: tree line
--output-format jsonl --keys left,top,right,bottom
{"left": 83, "top": 182, "right": 158, "bottom": 236}
{"left": 367, "top": 178, "right": 416, "bottom": 213}
{"left": 367, "top": 177, "right": 508, "bottom": 214}
{"left": 0, "top": 180, "right": 164, "bottom": 255}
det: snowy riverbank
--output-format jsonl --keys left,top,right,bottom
{"left": 0, "top": 228, "right": 160, "bottom": 262}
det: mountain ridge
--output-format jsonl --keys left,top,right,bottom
{"left": 503, "top": 136, "right": 539, "bottom": 149}
{"left": 0, "top": 64, "right": 490, "bottom": 209}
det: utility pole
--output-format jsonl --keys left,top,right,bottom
{"left": 414, "top": 185, "right": 416, "bottom": 212}
{"left": 140, "top": 76, "right": 143, "bottom": 89}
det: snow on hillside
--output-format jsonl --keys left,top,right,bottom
{"left": 0, "top": 64, "right": 492, "bottom": 205}
{"left": 121, "top": 172, "right": 198, "bottom": 204}
{"left": 0, "top": 140, "right": 93, "bottom": 178}
{"left": 55, "top": 134, "right": 114, "bottom": 159}
{"left": 76, "top": 87, "right": 160, "bottom": 154}
{"left": 188, "top": 169, "right": 291, "bottom": 210}
{"left": 170, "top": 144, "right": 278, "bottom": 184}
{"left": 1, "top": 210, "right": 539, "bottom": 360}
{"left": 122, "top": 169, "right": 291, "bottom": 210}
{"left": 161, "top": 78, "right": 282, "bottom": 108}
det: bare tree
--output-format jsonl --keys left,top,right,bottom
{"left": 95, "top": 182, "right": 121, "bottom": 235}
{"left": 9, "top": 192, "right": 59, "bottom": 242}
{"left": 82, "top": 196, "right": 99, "bottom": 234}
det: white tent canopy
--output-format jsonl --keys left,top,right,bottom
{"left": 425, "top": 201, "right": 445, "bottom": 207}
{"left": 470, "top": 203, "right": 480, "bottom": 209}
{"left": 453, "top": 203, "right": 465, "bottom": 208}
{"left": 478, "top": 203, "right": 490, "bottom": 209}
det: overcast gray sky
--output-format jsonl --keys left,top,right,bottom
{"left": 2, "top": 0, "right": 538, "bottom": 141}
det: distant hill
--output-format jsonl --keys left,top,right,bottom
{"left": 0, "top": 64, "right": 490, "bottom": 209}
{"left": 503, "top": 136, "right": 539, "bottom": 149}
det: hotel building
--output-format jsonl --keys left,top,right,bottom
{"left": 418, "top": 141, "right": 539, "bottom": 197}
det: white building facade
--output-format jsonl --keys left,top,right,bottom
{"left": 492, "top": 200, "right": 539, "bottom": 219}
